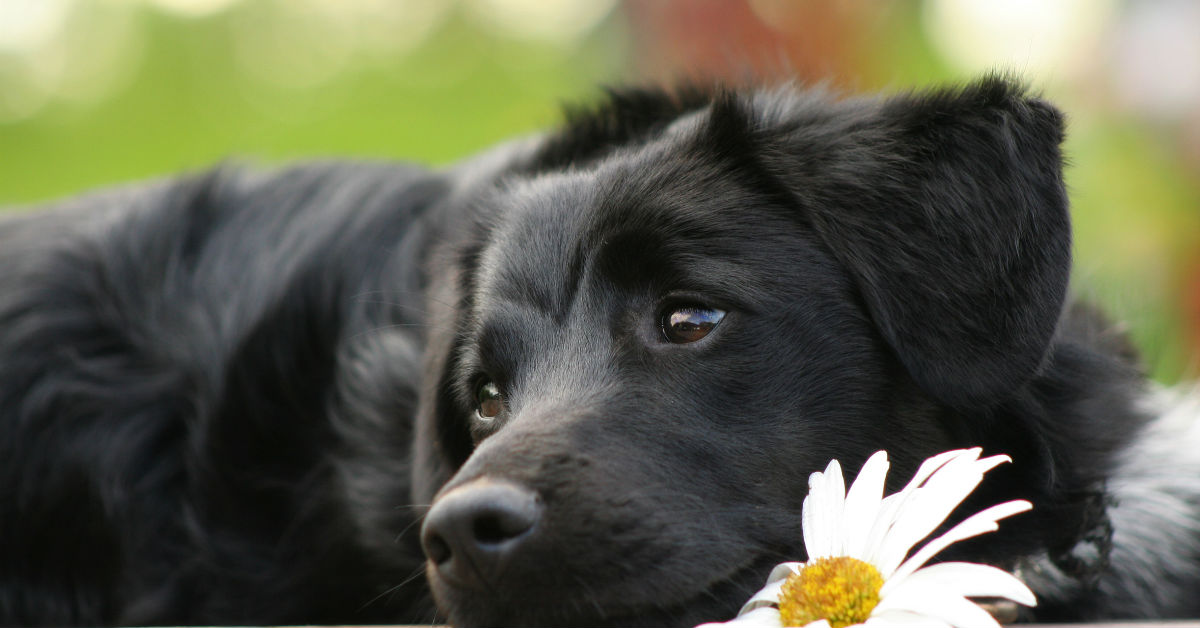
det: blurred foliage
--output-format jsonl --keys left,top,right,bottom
{"left": 0, "top": 0, "right": 1196, "bottom": 384}
{"left": 0, "top": 2, "right": 629, "bottom": 203}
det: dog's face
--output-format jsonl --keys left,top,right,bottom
{"left": 411, "top": 79, "right": 1072, "bottom": 626}
{"left": 422, "top": 144, "right": 915, "bottom": 626}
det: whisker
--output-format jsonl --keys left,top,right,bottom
{"left": 358, "top": 564, "right": 429, "bottom": 612}
{"left": 345, "top": 321, "right": 452, "bottom": 342}
{"left": 393, "top": 510, "right": 431, "bottom": 544}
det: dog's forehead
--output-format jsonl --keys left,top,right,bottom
{"left": 473, "top": 171, "right": 594, "bottom": 315}
{"left": 472, "top": 144, "right": 755, "bottom": 317}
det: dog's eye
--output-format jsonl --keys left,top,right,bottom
{"left": 476, "top": 381, "right": 503, "bottom": 420}
{"left": 662, "top": 305, "right": 726, "bottom": 343}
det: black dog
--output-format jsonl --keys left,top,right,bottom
{"left": 2, "top": 76, "right": 1199, "bottom": 627}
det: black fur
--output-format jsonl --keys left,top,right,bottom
{"left": 0, "top": 77, "right": 1194, "bottom": 626}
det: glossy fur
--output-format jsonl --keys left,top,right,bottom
{"left": 1, "top": 77, "right": 1197, "bottom": 626}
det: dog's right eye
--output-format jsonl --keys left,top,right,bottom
{"left": 662, "top": 305, "right": 726, "bottom": 343}
{"left": 476, "top": 381, "right": 503, "bottom": 420}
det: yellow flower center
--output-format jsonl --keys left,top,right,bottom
{"left": 777, "top": 557, "right": 884, "bottom": 628}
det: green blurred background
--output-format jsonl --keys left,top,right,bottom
{"left": 1, "top": 0, "right": 1197, "bottom": 383}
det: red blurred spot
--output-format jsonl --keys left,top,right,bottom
{"left": 622, "top": 0, "right": 884, "bottom": 87}
{"left": 1186, "top": 258, "right": 1200, "bottom": 367}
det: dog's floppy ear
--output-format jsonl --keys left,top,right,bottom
{"left": 767, "top": 77, "right": 1071, "bottom": 408}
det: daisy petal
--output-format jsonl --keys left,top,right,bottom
{"left": 886, "top": 500, "right": 1033, "bottom": 587}
{"left": 861, "top": 449, "right": 978, "bottom": 566}
{"left": 738, "top": 562, "right": 804, "bottom": 615}
{"left": 893, "top": 453, "right": 1009, "bottom": 540}
{"left": 893, "top": 449, "right": 980, "bottom": 504}
{"left": 842, "top": 451, "right": 889, "bottom": 559}
{"left": 802, "top": 492, "right": 819, "bottom": 559}
{"left": 874, "top": 453, "right": 1010, "bottom": 576}
{"left": 767, "top": 562, "right": 805, "bottom": 584}
{"left": 866, "top": 610, "right": 953, "bottom": 628}
{"left": 824, "top": 459, "right": 847, "bottom": 557}
{"left": 882, "top": 562, "right": 1036, "bottom": 607}
{"left": 696, "top": 606, "right": 782, "bottom": 628}
{"left": 874, "top": 588, "right": 1000, "bottom": 628}
{"left": 862, "top": 491, "right": 904, "bottom": 565}
{"left": 805, "top": 470, "right": 827, "bottom": 558}
{"left": 738, "top": 580, "right": 784, "bottom": 615}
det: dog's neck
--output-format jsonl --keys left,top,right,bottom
{"left": 1021, "top": 385, "right": 1200, "bottom": 619}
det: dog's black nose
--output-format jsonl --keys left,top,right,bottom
{"left": 421, "top": 479, "right": 542, "bottom": 588}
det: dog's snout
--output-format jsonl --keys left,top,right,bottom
{"left": 421, "top": 479, "right": 542, "bottom": 588}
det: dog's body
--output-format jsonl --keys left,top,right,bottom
{"left": 1, "top": 77, "right": 1199, "bottom": 626}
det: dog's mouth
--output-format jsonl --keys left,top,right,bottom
{"left": 428, "top": 552, "right": 780, "bottom": 627}
{"left": 586, "top": 558, "right": 780, "bottom": 628}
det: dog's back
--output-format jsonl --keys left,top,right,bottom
{"left": 0, "top": 163, "right": 447, "bottom": 624}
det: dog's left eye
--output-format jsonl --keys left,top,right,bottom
{"left": 476, "top": 381, "right": 503, "bottom": 420}
{"left": 662, "top": 305, "right": 726, "bottom": 343}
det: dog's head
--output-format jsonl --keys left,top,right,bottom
{"left": 412, "top": 77, "right": 1070, "bottom": 626}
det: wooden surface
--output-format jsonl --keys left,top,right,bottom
{"left": 258, "top": 624, "right": 1200, "bottom": 628}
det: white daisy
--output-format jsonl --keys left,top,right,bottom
{"left": 699, "top": 448, "right": 1036, "bottom": 628}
